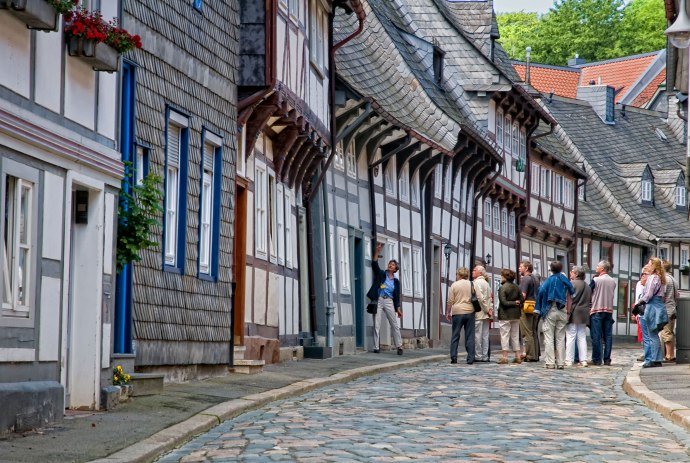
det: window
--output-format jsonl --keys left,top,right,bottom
{"left": 467, "top": 183, "right": 474, "bottom": 217}
{"left": 512, "top": 122, "right": 519, "bottom": 159}
{"left": 493, "top": 277, "right": 501, "bottom": 309}
{"left": 334, "top": 141, "right": 344, "bottom": 170}
{"left": 496, "top": 109, "right": 504, "bottom": 147}
{"left": 385, "top": 161, "right": 396, "bottom": 196}
{"left": 554, "top": 174, "right": 563, "bottom": 204}
{"left": 309, "top": 0, "right": 326, "bottom": 71}
{"left": 164, "top": 111, "right": 189, "bottom": 270}
{"left": 641, "top": 167, "right": 653, "bottom": 204}
{"left": 564, "top": 179, "right": 573, "bottom": 208}
{"left": 279, "top": 0, "right": 288, "bottom": 10}
{"left": 681, "top": 247, "right": 689, "bottom": 269}
{"left": 329, "top": 230, "right": 336, "bottom": 291}
{"left": 659, "top": 247, "right": 669, "bottom": 261}
{"left": 501, "top": 208, "right": 508, "bottom": 237}
{"left": 444, "top": 164, "right": 452, "bottom": 202}
{"left": 434, "top": 164, "right": 443, "bottom": 198}
{"left": 386, "top": 240, "right": 397, "bottom": 262}
{"left": 433, "top": 45, "right": 445, "bottom": 83}
{"left": 531, "top": 163, "right": 540, "bottom": 196}
{"left": 401, "top": 245, "right": 412, "bottom": 296}
{"left": 2, "top": 173, "right": 36, "bottom": 318}
{"left": 268, "top": 173, "right": 277, "bottom": 259}
{"left": 339, "top": 232, "right": 350, "bottom": 293}
{"left": 582, "top": 239, "right": 591, "bottom": 269}
{"left": 484, "top": 199, "right": 491, "bottom": 231}
{"left": 134, "top": 145, "right": 149, "bottom": 186}
{"left": 289, "top": 0, "right": 299, "bottom": 17}
{"left": 540, "top": 168, "right": 551, "bottom": 199}
{"left": 410, "top": 172, "right": 420, "bottom": 207}
{"left": 503, "top": 115, "right": 511, "bottom": 150}
{"left": 493, "top": 203, "right": 500, "bottom": 234}
{"left": 276, "top": 184, "right": 285, "bottom": 264}
{"left": 237, "top": 125, "right": 246, "bottom": 178}
{"left": 509, "top": 211, "right": 516, "bottom": 239}
{"left": 399, "top": 163, "right": 409, "bottom": 202}
{"left": 602, "top": 242, "right": 613, "bottom": 270}
{"left": 520, "top": 128, "right": 526, "bottom": 164}
{"left": 578, "top": 183, "right": 585, "bottom": 201}
{"left": 199, "top": 132, "right": 222, "bottom": 277}
{"left": 285, "top": 191, "right": 293, "bottom": 267}
{"left": 255, "top": 164, "right": 268, "bottom": 255}
{"left": 412, "top": 247, "right": 422, "bottom": 297}
{"left": 345, "top": 141, "right": 357, "bottom": 178}
{"left": 676, "top": 176, "right": 686, "bottom": 208}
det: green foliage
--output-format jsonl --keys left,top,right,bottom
{"left": 116, "top": 165, "right": 163, "bottom": 273}
{"left": 497, "top": 0, "right": 665, "bottom": 66}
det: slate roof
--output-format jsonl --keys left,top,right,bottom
{"left": 532, "top": 132, "right": 587, "bottom": 179}
{"left": 542, "top": 96, "right": 690, "bottom": 241}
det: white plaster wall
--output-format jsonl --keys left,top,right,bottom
{"left": 385, "top": 201, "right": 398, "bottom": 232}
{"left": 293, "top": 279, "right": 300, "bottom": 334}
{"left": 34, "top": 27, "right": 62, "bottom": 113}
{"left": 103, "top": 193, "right": 115, "bottom": 274}
{"left": 402, "top": 301, "right": 413, "bottom": 329}
{"left": 277, "top": 17, "right": 287, "bottom": 86}
{"left": 399, "top": 208, "right": 411, "bottom": 239}
{"left": 412, "top": 210, "right": 422, "bottom": 241}
{"left": 97, "top": 72, "right": 117, "bottom": 140}
{"left": 267, "top": 272, "right": 282, "bottom": 327}
{"left": 432, "top": 207, "right": 441, "bottom": 235}
{"left": 0, "top": 15, "right": 31, "bottom": 98}
{"left": 42, "top": 172, "right": 64, "bottom": 260}
{"left": 245, "top": 267, "right": 254, "bottom": 323}
{"left": 38, "top": 276, "right": 61, "bottom": 362}
{"left": 64, "top": 57, "right": 96, "bottom": 129}
{"left": 253, "top": 268, "right": 267, "bottom": 325}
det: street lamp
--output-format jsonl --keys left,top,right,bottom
{"left": 666, "top": 0, "right": 690, "bottom": 190}
{"left": 485, "top": 253, "right": 492, "bottom": 266}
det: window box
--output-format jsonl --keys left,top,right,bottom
{"left": 67, "top": 36, "right": 119, "bottom": 72}
{"left": 680, "top": 265, "right": 689, "bottom": 276}
{"left": 0, "top": 0, "right": 58, "bottom": 31}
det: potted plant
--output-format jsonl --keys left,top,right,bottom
{"left": 681, "top": 264, "right": 690, "bottom": 276}
{"left": 0, "top": 0, "right": 75, "bottom": 31}
{"left": 65, "top": 8, "right": 141, "bottom": 72}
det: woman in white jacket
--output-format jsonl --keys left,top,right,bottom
{"left": 472, "top": 265, "right": 493, "bottom": 362}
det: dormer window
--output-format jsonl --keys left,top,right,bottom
{"left": 433, "top": 45, "right": 445, "bottom": 83}
{"left": 641, "top": 166, "right": 654, "bottom": 205}
{"left": 676, "top": 174, "right": 687, "bottom": 209}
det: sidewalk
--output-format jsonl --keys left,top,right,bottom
{"left": 0, "top": 348, "right": 446, "bottom": 463}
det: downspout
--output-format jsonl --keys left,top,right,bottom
{"left": 571, "top": 178, "right": 586, "bottom": 267}
{"left": 313, "top": 4, "right": 365, "bottom": 349}
{"left": 470, "top": 162, "right": 502, "bottom": 266}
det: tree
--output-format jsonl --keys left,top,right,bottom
{"left": 618, "top": 0, "right": 666, "bottom": 55}
{"left": 495, "top": 12, "right": 539, "bottom": 61}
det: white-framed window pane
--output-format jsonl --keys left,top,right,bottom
{"left": 493, "top": 203, "right": 500, "bottom": 233}
{"left": 434, "top": 164, "right": 443, "bottom": 198}
{"left": 339, "top": 233, "right": 350, "bottom": 292}
{"left": 467, "top": 183, "right": 474, "bottom": 217}
{"left": 412, "top": 247, "right": 422, "bottom": 296}
{"left": 401, "top": 245, "right": 412, "bottom": 296}
{"left": 578, "top": 184, "right": 585, "bottom": 201}
{"left": 255, "top": 166, "right": 267, "bottom": 254}
{"left": 512, "top": 123, "right": 519, "bottom": 159}
{"left": 503, "top": 116, "right": 510, "bottom": 149}
{"left": 531, "top": 163, "right": 540, "bottom": 195}
{"left": 268, "top": 174, "right": 277, "bottom": 258}
{"left": 237, "top": 125, "right": 246, "bottom": 177}
{"left": 277, "top": 184, "right": 285, "bottom": 264}
{"left": 509, "top": 212, "right": 516, "bottom": 239}
{"left": 444, "top": 165, "right": 451, "bottom": 202}
{"left": 642, "top": 180, "right": 651, "bottom": 201}
{"left": 285, "top": 192, "right": 293, "bottom": 267}
{"left": 199, "top": 172, "right": 213, "bottom": 274}
{"left": 385, "top": 161, "right": 395, "bottom": 195}
{"left": 681, "top": 248, "right": 689, "bottom": 267}
{"left": 165, "top": 166, "right": 179, "bottom": 264}
{"left": 520, "top": 129, "right": 526, "bottom": 162}
{"left": 496, "top": 110, "right": 504, "bottom": 147}
{"left": 554, "top": 175, "right": 562, "bottom": 204}
{"left": 334, "top": 141, "right": 344, "bottom": 170}
{"left": 346, "top": 142, "right": 357, "bottom": 178}
{"left": 484, "top": 199, "right": 492, "bottom": 230}
{"left": 330, "top": 231, "right": 337, "bottom": 291}
{"left": 501, "top": 208, "right": 508, "bottom": 237}
{"left": 411, "top": 172, "right": 419, "bottom": 207}
{"left": 677, "top": 186, "right": 686, "bottom": 207}
{"left": 541, "top": 169, "right": 551, "bottom": 199}
{"left": 135, "top": 146, "right": 146, "bottom": 185}
{"left": 399, "top": 164, "right": 409, "bottom": 201}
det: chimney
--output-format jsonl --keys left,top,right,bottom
{"left": 568, "top": 53, "right": 587, "bottom": 67}
{"left": 525, "top": 46, "right": 532, "bottom": 85}
{"left": 576, "top": 85, "right": 615, "bottom": 124}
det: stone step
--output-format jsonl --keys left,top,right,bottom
{"left": 233, "top": 345, "right": 246, "bottom": 361}
{"left": 129, "top": 373, "right": 164, "bottom": 396}
{"left": 111, "top": 353, "right": 136, "bottom": 376}
{"left": 232, "top": 359, "right": 265, "bottom": 375}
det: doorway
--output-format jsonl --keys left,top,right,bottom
{"left": 429, "top": 243, "right": 441, "bottom": 343}
{"left": 353, "top": 233, "right": 364, "bottom": 348}
{"left": 233, "top": 180, "right": 248, "bottom": 345}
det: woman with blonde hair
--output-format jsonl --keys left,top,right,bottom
{"left": 636, "top": 257, "right": 669, "bottom": 368}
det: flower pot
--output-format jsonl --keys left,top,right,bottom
{"left": 2, "top": 0, "right": 58, "bottom": 31}
{"left": 67, "top": 36, "right": 120, "bottom": 72}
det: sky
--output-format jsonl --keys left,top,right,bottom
{"left": 493, "top": 0, "right": 555, "bottom": 14}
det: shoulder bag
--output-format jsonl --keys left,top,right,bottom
{"left": 470, "top": 281, "right": 482, "bottom": 313}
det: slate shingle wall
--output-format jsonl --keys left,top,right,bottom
{"left": 123, "top": 0, "right": 239, "bottom": 366}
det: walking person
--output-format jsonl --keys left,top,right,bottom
{"left": 589, "top": 260, "right": 617, "bottom": 366}
{"left": 565, "top": 266, "right": 591, "bottom": 367}
{"left": 518, "top": 260, "right": 540, "bottom": 362}
{"left": 497, "top": 269, "right": 524, "bottom": 364}
{"left": 661, "top": 260, "right": 679, "bottom": 362}
{"left": 637, "top": 257, "right": 669, "bottom": 368}
{"left": 446, "top": 267, "right": 475, "bottom": 364}
{"left": 367, "top": 242, "right": 403, "bottom": 355}
{"left": 535, "top": 261, "right": 574, "bottom": 369}
{"left": 472, "top": 266, "right": 493, "bottom": 362}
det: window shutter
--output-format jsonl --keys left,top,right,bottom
{"left": 204, "top": 143, "right": 215, "bottom": 173}
{"left": 168, "top": 124, "right": 181, "bottom": 167}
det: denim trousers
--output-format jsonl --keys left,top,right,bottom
{"left": 590, "top": 311, "right": 613, "bottom": 364}
{"left": 450, "top": 313, "right": 476, "bottom": 363}
{"left": 639, "top": 316, "right": 658, "bottom": 363}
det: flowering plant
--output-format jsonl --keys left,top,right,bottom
{"left": 112, "top": 365, "right": 131, "bottom": 386}
{"left": 65, "top": 8, "right": 142, "bottom": 54}
{"left": 47, "top": 0, "right": 79, "bottom": 15}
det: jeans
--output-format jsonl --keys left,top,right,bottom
{"left": 450, "top": 313, "right": 476, "bottom": 363}
{"left": 474, "top": 319, "right": 490, "bottom": 361}
{"left": 374, "top": 297, "right": 402, "bottom": 349}
{"left": 520, "top": 312, "right": 539, "bottom": 360}
{"left": 565, "top": 323, "right": 588, "bottom": 365}
{"left": 590, "top": 311, "right": 613, "bottom": 364}
{"left": 542, "top": 306, "right": 567, "bottom": 367}
{"left": 640, "top": 316, "right": 654, "bottom": 363}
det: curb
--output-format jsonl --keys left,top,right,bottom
{"left": 88, "top": 354, "right": 446, "bottom": 463}
{"left": 622, "top": 363, "right": 690, "bottom": 430}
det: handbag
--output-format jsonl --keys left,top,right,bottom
{"left": 470, "top": 281, "right": 482, "bottom": 313}
{"left": 366, "top": 302, "right": 377, "bottom": 314}
{"left": 522, "top": 300, "right": 536, "bottom": 314}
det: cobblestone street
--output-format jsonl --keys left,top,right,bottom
{"left": 156, "top": 349, "right": 690, "bottom": 462}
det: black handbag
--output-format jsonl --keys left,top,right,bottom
{"left": 470, "top": 281, "right": 482, "bottom": 313}
{"left": 632, "top": 301, "right": 646, "bottom": 316}
{"left": 366, "top": 302, "right": 378, "bottom": 314}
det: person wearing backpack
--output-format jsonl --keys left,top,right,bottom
{"left": 519, "top": 260, "right": 540, "bottom": 362}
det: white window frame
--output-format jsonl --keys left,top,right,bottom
{"left": 434, "top": 164, "right": 443, "bottom": 198}
{"left": 509, "top": 211, "right": 516, "bottom": 239}
{"left": 345, "top": 141, "right": 357, "bottom": 178}
{"left": 484, "top": 199, "right": 492, "bottom": 231}
{"left": 309, "top": 0, "right": 326, "bottom": 72}
{"left": 285, "top": 190, "right": 293, "bottom": 267}
{"left": 641, "top": 179, "right": 652, "bottom": 202}
{"left": 338, "top": 231, "right": 350, "bottom": 293}
{"left": 501, "top": 208, "right": 508, "bottom": 237}
{"left": 334, "top": 141, "right": 344, "bottom": 171}
{"left": 531, "top": 163, "right": 540, "bottom": 196}
{"left": 135, "top": 145, "right": 146, "bottom": 186}
{"left": 410, "top": 171, "right": 420, "bottom": 207}
{"left": 444, "top": 165, "right": 452, "bottom": 202}
{"left": 520, "top": 128, "right": 527, "bottom": 164}
{"left": 237, "top": 125, "right": 246, "bottom": 178}
{"left": 493, "top": 277, "right": 501, "bottom": 309}
{"left": 2, "top": 167, "right": 37, "bottom": 321}
{"left": 677, "top": 184, "right": 687, "bottom": 207}
{"left": 541, "top": 168, "right": 551, "bottom": 200}
{"left": 503, "top": 115, "right": 511, "bottom": 151}
{"left": 493, "top": 203, "right": 500, "bottom": 234}
{"left": 467, "top": 183, "right": 474, "bottom": 217}
{"left": 564, "top": 179, "right": 573, "bottom": 208}
{"left": 268, "top": 173, "right": 278, "bottom": 261}
{"left": 554, "top": 174, "right": 563, "bottom": 204}
{"left": 255, "top": 164, "right": 268, "bottom": 256}
{"left": 578, "top": 184, "right": 585, "bottom": 201}
{"left": 512, "top": 122, "right": 519, "bottom": 159}
{"left": 385, "top": 160, "right": 396, "bottom": 196}
{"left": 496, "top": 109, "right": 504, "bottom": 148}
{"left": 401, "top": 244, "right": 413, "bottom": 297}
{"left": 276, "top": 183, "right": 285, "bottom": 265}
{"left": 399, "top": 163, "right": 409, "bottom": 202}
{"left": 329, "top": 230, "right": 337, "bottom": 291}
{"left": 164, "top": 114, "right": 187, "bottom": 267}
{"left": 386, "top": 240, "right": 397, "bottom": 262}
{"left": 681, "top": 247, "right": 689, "bottom": 268}
{"left": 412, "top": 246, "right": 422, "bottom": 297}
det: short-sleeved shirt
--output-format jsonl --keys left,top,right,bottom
{"left": 519, "top": 274, "right": 538, "bottom": 301}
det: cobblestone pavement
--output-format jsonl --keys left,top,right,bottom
{"left": 156, "top": 349, "right": 690, "bottom": 462}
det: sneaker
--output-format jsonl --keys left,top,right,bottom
{"left": 545, "top": 364, "right": 555, "bottom": 369}
{"left": 397, "top": 347, "right": 403, "bottom": 355}
{"left": 557, "top": 365, "right": 565, "bottom": 370}
{"left": 637, "top": 354, "right": 645, "bottom": 362}
{"left": 498, "top": 358, "right": 509, "bottom": 365}
{"left": 373, "top": 349, "right": 380, "bottom": 354}
{"left": 580, "top": 361, "right": 588, "bottom": 367}
{"left": 564, "top": 362, "right": 573, "bottom": 367}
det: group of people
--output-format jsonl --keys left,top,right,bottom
{"left": 367, "top": 241, "right": 678, "bottom": 368}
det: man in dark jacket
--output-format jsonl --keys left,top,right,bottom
{"left": 367, "top": 242, "right": 403, "bottom": 355}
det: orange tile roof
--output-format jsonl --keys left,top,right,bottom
{"left": 578, "top": 53, "right": 659, "bottom": 102}
{"left": 631, "top": 69, "right": 666, "bottom": 108}
{"left": 513, "top": 63, "right": 580, "bottom": 99}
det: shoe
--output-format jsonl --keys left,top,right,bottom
{"left": 498, "top": 358, "right": 509, "bottom": 365}
{"left": 557, "top": 365, "right": 564, "bottom": 370}
{"left": 450, "top": 358, "right": 458, "bottom": 364}
{"left": 466, "top": 361, "right": 474, "bottom": 365}
{"left": 545, "top": 364, "right": 555, "bottom": 369}
{"left": 397, "top": 348, "right": 403, "bottom": 355}
{"left": 637, "top": 354, "right": 645, "bottom": 361}
{"left": 564, "top": 362, "right": 573, "bottom": 367}
{"left": 604, "top": 360, "right": 611, "bottom": 366}
{"left": 373, "top": 349, "right": 380, "bottom": 354}
{"left": 590, "top": 360, "right": 602, "bottom": 366}
{"left": 663, "top": 357, "right": 676, "bottom": 363}
{"left": 527, "top": 358, "right": 539, "bottom": 362}
{"left": 642, "top": 362, "right": 662, "bottom": 368}
{"left": 580, "top": 361, "right": 588, "bottom": 367}
{"left": 654, "top": 361, "right": 663, "bottom": 367}
{"left": 512, "top": 358, "right": 522, "bottom": 364}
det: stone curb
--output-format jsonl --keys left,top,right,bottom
{"left": 623, "top": 363, "right": 690, "bottom": 429}
{"left": 88, "top": 354, "right": 446, "bottom": 463}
